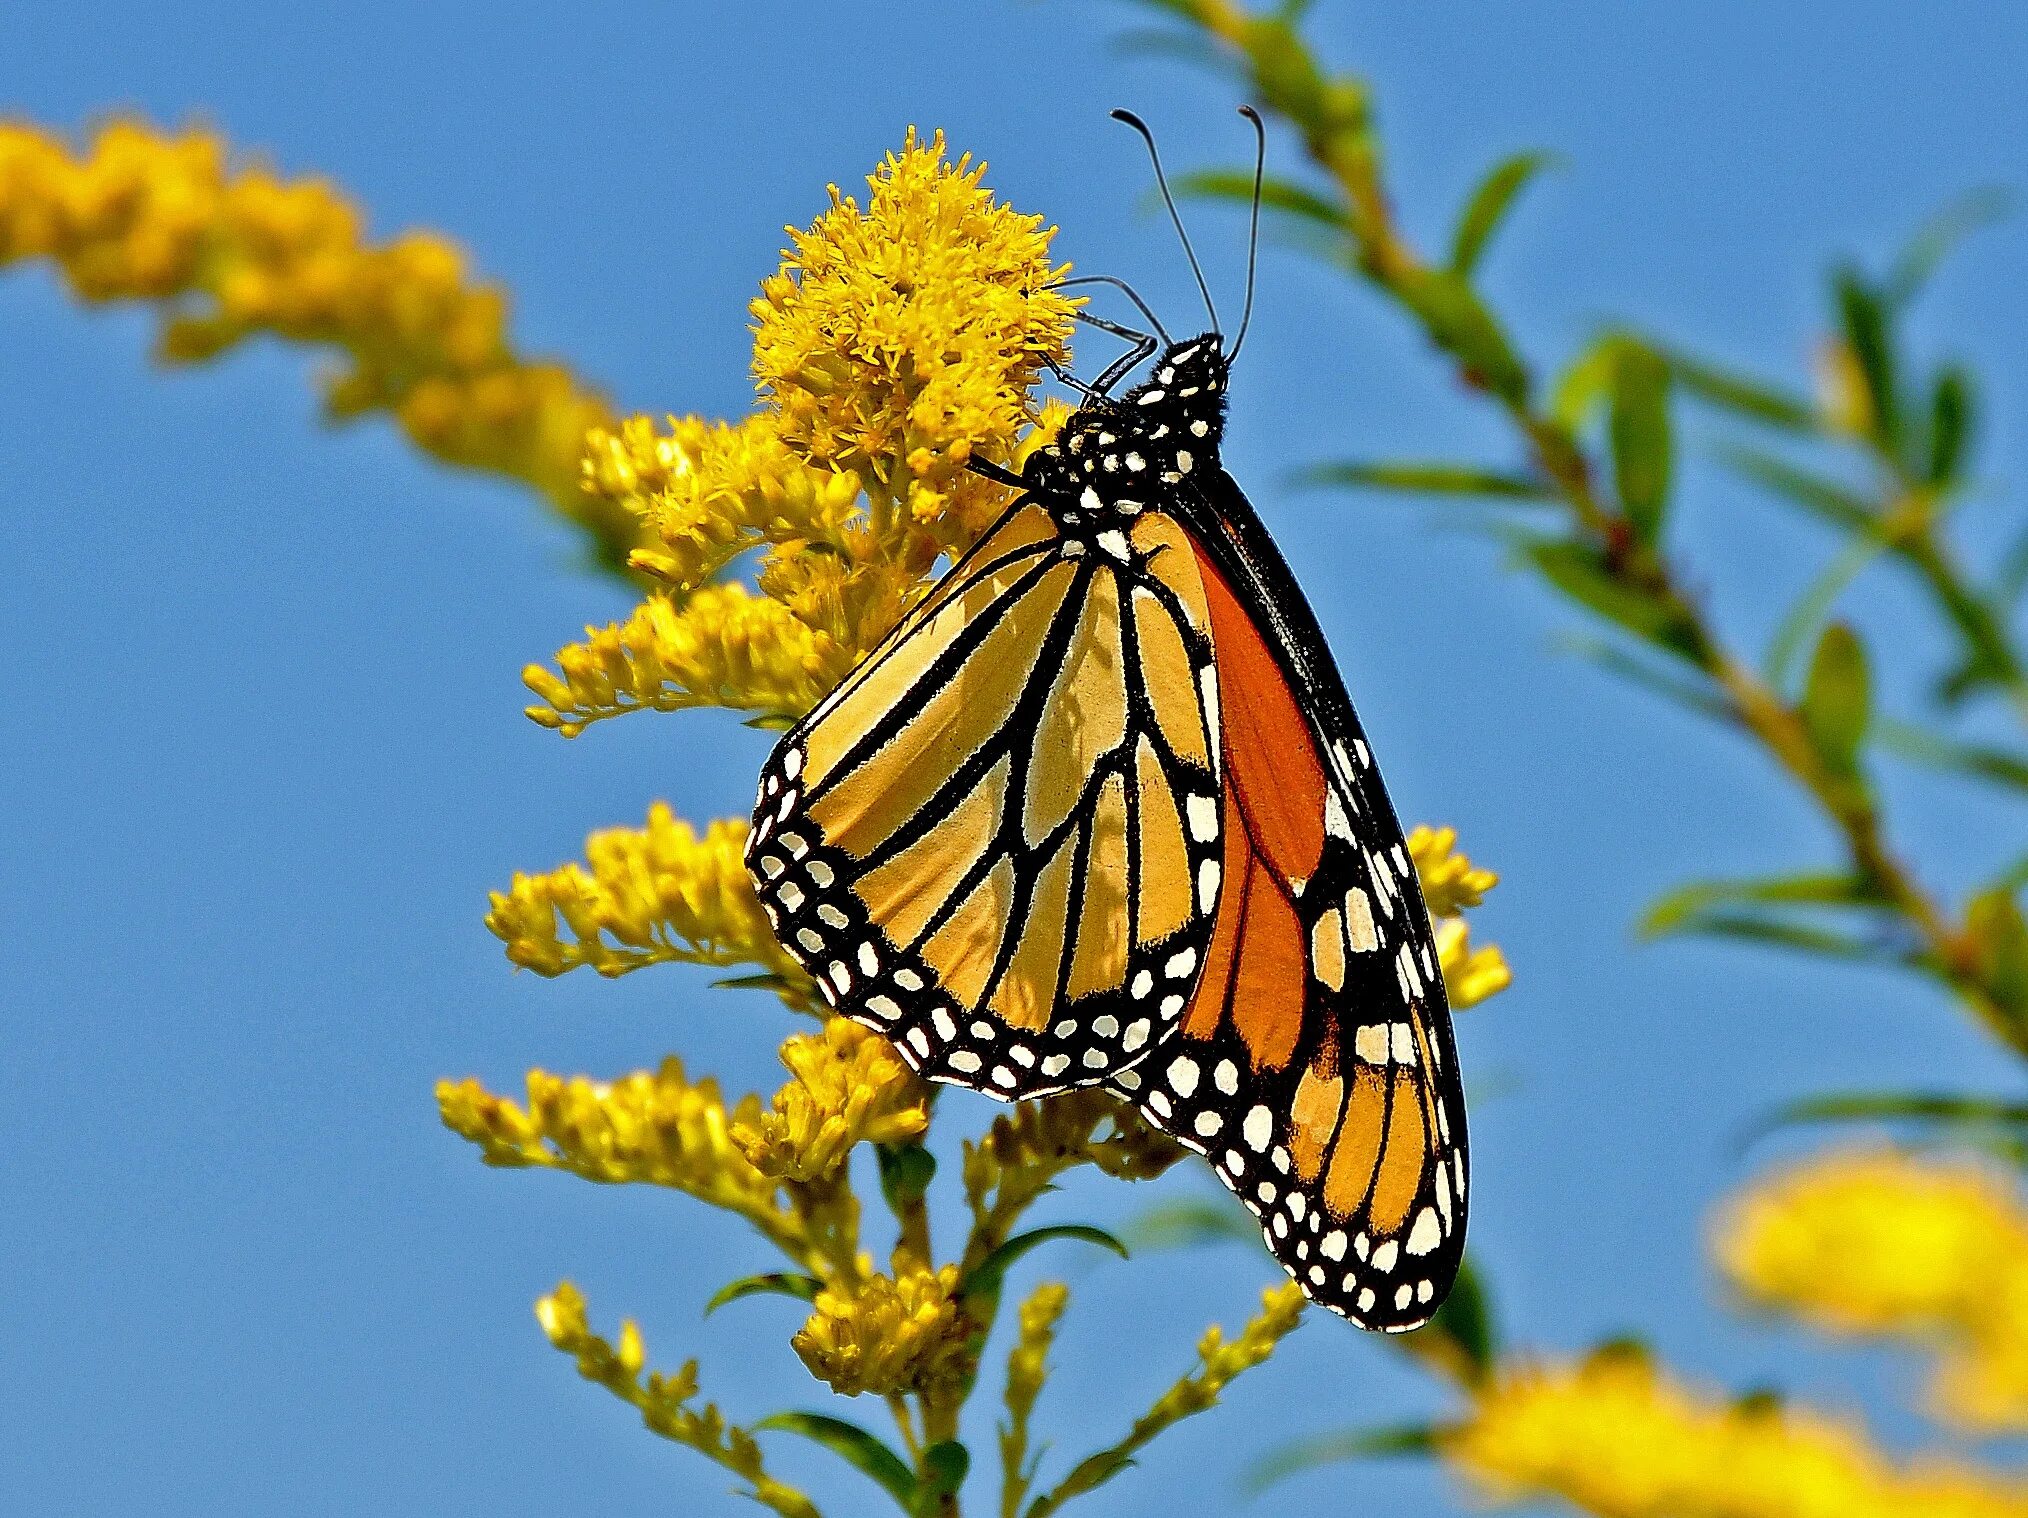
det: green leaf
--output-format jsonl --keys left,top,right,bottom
{"left": 1800, "top": 622, "right": 1871, "bottom": 774}
{"left": 1517, "top": 538, "right": 1702, "bottom": 661}
{"left": 1416, "top": 1256, "right": 1496, "bottom": 1373}
{"left": 1552, "top": 336, "right": 1619, "bottom": 430}
{"left": 1763, "top": 531, "right": 1892, "bottom": 695}
{"left": 1719, "top": 446, "right": 1874, "bottom": 532}
{"left": 1448, "top": 150, "right": 1556, "bottom": 276}
{"left": 1121, "top": 1198, "right": 1258, "bottom": 1252}
{"left": 1833, "top": 266, "right": 1901, "bottom": 450}
{"left": 915, "top": 1441, "right": 970, "bottom": 1515}
{"left": 1245, "top": 1423, "right": 1439, "bottom": 1491}
{"left": 1883, "top": 187, "right": 2013, "bottom": 310}
{"left": 1172, "top": 167, "right": 1347, "bottom": 229}
{"left": 710, "top": 971, "right": 802, "bottom": 995}
{"left": 1878, "top": 719, "right": 2028, "bottom": 796}
{"left": 757, "top": 1412, "right": 917, "bottom": 1513}
{"left": 1745, "top": 1090, "right": 2028, "bottom": 1147}
{"left": 1609, "top": 341, "right": 1673, "bottom": 542}
{"left": 1925, "top": 364, "right": 1976, "bottom": 485}
{"left": 1556, "top": 633, "right": 1736, "bottom": 724}
{"left": 1662, "top": 349, "right": 1819, "bottom": 432}
{"left": 1641, "top": 872, "right": 1882, "bottom": 940}
{"left": 1967, "top": 888, "right": 2028, "bottom": 1022}
{"left": 876, "top": 1142, "right": 937, "bottom": 1213}
{"left": 1642, "top": 908, "right": 1887, "bottom": 964}
{"left": 960, "top": 1225, "right": 1128, "bottom": 1302}
{"left": 1302, "top": 460, "right": 1554, "bottom": 500}
{"left": 1032, "top": 1449, "right": 1136, "bottom": 1511}
{"left": 1394, "top": 266, "right": 1529, "bottom": 404}
{"left": 703, "top": 1273, "right": 823, "bottom": 1317}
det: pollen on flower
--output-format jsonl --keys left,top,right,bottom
{"left": 484, "top": 804, "right": 806, "bottom": 988}
{"left": 791, "top": 1264, "right": 973, "bottom": 1400}
{"left": 733, "top": 1019, "right": 929, "bottom": 1183}
{"left": 1437, "top": 919, "right": 1511, "bottom": 1009}
{"left": 1716, "top": 1148, "right": 2028, "bottom": 1433}
{"left": 751, "top": 127, "right": 1077, "bottom": 552}
{"left": 1409, "top": 825, "right": 1499, "bottom": 918}
{"left": 1447, "top": 1346, "right": 2028, "bottom": 1518}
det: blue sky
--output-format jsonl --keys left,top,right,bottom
{"left": 4, "top": 3, "right": 2024, "bottom": 1513}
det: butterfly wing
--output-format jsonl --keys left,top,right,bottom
{"left": 1108, "top": 470, "right": 1469, "bottom": 1332}
{"left": 748, "top": 501, "right": 1226, "bottom": 1098}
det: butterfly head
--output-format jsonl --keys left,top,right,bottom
{"left": 1024, "top": 334, "right": 1228, "bottom": 514}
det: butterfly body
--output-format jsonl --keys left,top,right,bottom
{"left": 748, "top": 333, "right": 1468, "bottom": 1330}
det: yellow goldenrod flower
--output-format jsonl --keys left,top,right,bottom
{"left": 524, "top": 583, "right": 845, "bottom": 734}
{"left": 1438, "top": 918, "right": 1512, "bottom": 1009}
{"left": 733, "top": 1019, "right": 929, "bottom": 1183}
{"left": 0, "top": 119, "right": 629, "bottom": 559}
{"left": 436, "top": 1060, "right": 794, "bottom": 1231}
{"left": 752, "top": 127, "right": 1077, "bottom": 552}
{"left": 792, "top": 1263, "right": 973, "bottom": 1400}
{"left": 1447, "top": 1347, "right": 2028, "bottom": 1518}
{"left": 1716, "top": 1148, "right": 2028, "bottom": 1433}
{"left": 1410, "top": 825, "right": 1500, "bottom": 918}
{"left": 484, "top": 804, "right": 805, "bottom": 990}
{"left": 535, "top": 1282, "right": 819, "bottom": 1518}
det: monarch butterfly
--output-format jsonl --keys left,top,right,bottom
{"left": 746, "top": 110, "right": 1467, "bottom": 1331}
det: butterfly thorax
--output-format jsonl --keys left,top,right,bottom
{"left": 1021, "top": 334, "right": 1229, "bottom": 527}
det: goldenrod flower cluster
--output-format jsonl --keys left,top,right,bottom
{"left": 484, "top": 805, "right": 804, "bottom": 988}
{"left": 535, "top": 1282, "right": 819, "bottom": 1518}
{"left": 1409, "top": 825, "right": 1511, "bottom": 1008}
{"left": 1717, "top": 1148, "right": 2028, "bottom": 1432}
{"left": 733, "top": 1019, "right": 929, "bottom": 1183}
{"left": 792, "top": 1264, "right": 973, "bottom": 1400}
{"left": 0, "top": 119, "right": 628, "bottom": 556}
{"left": 1448, "top": 1348, "right": 2028, "bottom": 1518}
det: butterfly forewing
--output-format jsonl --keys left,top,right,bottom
{"left": 1107, "top": 470, "right": 1469, "bottom": 1333}
{"left": 748, "top": 501, "right": 1225, "bottom": 1098}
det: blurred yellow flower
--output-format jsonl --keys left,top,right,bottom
{"left": 1717, "top": 1148, "right": 2028, "bottom": 1432}
{"left": 1438, "top": 919, "right": 1512, "bottom": 1009}
{"left": 734, "top": 1019, "right": 929, "bottom": 1183}
{"left": 1448, "top": 1347, "right": 2028, "bottom": 1518}
{"left": 1411, "top": 825, "right": 1500, "bottom": 918}
{"left": 0, "top": 118, "right": 627, "bottom": 557}
{"left": 485, "top": 804, "right": 803, "bottom": 986}
{"left": 792, "top": 1263, "right": 973, "bottom": 1400}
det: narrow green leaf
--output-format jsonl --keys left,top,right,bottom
{"left": 914, "top": 1441, "right": 970, "bottom": 1515}
{"left": 1556, "top": 633, "right": 1736, "bottom": 724}
{"left": 1719, "top": 446, "right": 1874, "bottom": 532}
{"left": 703, "top": 1273, "right": 823, "bottom": 1317}
{"left": 876, "top": 1142, "right": 937, "bottom": 1213}
{"left": 1609, "top": 341, "right": 1673, "bottom": 542}
{"left": 1833, "top": 266, "right": 1901, "bottom": 450}
{"left": 1644, "top": 908, "right": 1887, "bottom": 963}
{"left": 1662, "top": 349, "right": 1818, "bottom": 432}
{"left": 1883, "top": 187, "right": 2013, "bottom": 310}
{"left": 1762, "top": 531, "right": 1892, "bottom": 695}
{"left": 1640, "top": 872, "right": 1881, "bottom": 939}
{"left": 1878, "top": 719, "right": 2028, "bottom": 795}
{"left": 1552, "top": 336, "right": 1619, "bottom": 430}
{"left": 1745, "top": 1090, "right": 2028, "bottom": 1147}
{"left": 1172, "top": 167, "right": 1347, "bottom": 229}
{"left": 1121, "top": 1198, "right": 1257, "bottom": 1252}
{"left": 1518, "top": 538, "right": 1702, "bottom": 661}
{"left": 710, "top": 972, "right": 801, "bottom": 995}
{"left": 960, "top": 1225, "right": 1128, "bottom": 1301}
{"left": 757, "top": 1412, "right": 917, "bottom": 1513}
{"left": 1925, "top": 365, "right": 1976, "bottom": 485}
{"left": 1449, "top": 150, "right": 1556, "bottom": 276}
{"left": 1800, "top": 622, "right": 1871, "bottom": 774}
{"left": 1395, "top": 266, "right": 1529, "bottom": 404}
{"left": 1417, "top": 1257, "right": 1496, "bottom": 1373}
{"left": 1245, "top": 1423, "right": 1439, "bottom": 1491}
{"left": 1303, "top": 460, "right": 1553, "bottom": 500}
{"left": 1967, "top": 888, "right": 2028, "bottom": 1020}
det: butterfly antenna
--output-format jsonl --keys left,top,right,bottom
{"left": 1230, "top": 106, "right": 1266, "bottom": 361}
{"left": 1051, "top": 274, "right": 1172, "bottom": 344}
{"left": 1111, "top": 109, "right": 1220, "bottom": 337}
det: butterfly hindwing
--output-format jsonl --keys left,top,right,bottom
{"left": 748, "top": 501, "right": 1225, "bottom": 1098}
{"left": 1108, "top": 469, "right": 1469, "bottom": 1332}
